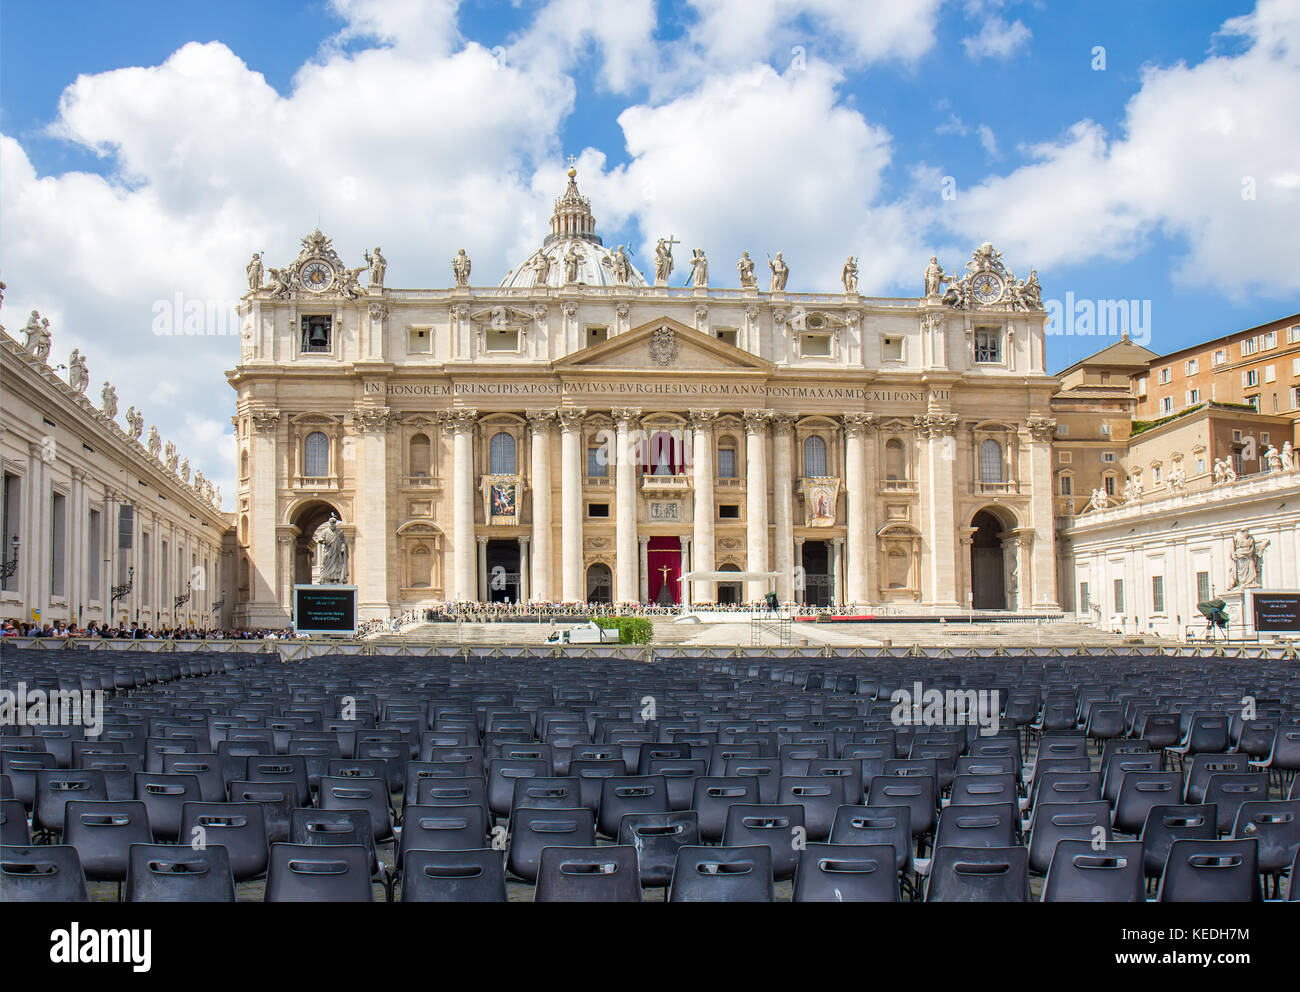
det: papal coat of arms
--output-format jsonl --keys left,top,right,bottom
{"left": 649, "top": 326, "right": 678, "bottom": 367}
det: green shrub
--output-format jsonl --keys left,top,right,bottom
{"left": 594, "top": 616, "right": 654, "bottom": 644}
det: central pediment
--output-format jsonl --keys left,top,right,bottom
{"left": 555, "top": 317, "right": 774, "bottom": 374}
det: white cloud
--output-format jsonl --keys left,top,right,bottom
{"left": 976, "top": 124, "right": 1000, "bottom": 158}
{"left": 962, "top": 16, "right": 1032, "bottom": 61}
{"left": 944, "top": 0, "right": 1300, "bottom": 298}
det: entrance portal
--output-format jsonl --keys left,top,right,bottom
{"left": 486, "top": 539, "right": 521, "bottom": 602}
{"left": 970, "top": 511, "right": 1007, "bottom": 610}
{"left": 647, "top": 536, "right": 682, "bottom": 605}
{"left": 800, "top": 540, "right": 832, "bottom": 607}
{"left": 292, "top": 501, "right": 342, "bottom": 586}
{"left": 716, "top": 564, "right": 743, "bottom": 604}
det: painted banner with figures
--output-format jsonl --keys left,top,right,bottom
{"left": 802, "top": 477, "right": 839, "bottom": 527}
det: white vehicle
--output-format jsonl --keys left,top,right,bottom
{"left": 546, "top": 621, "right": 621, "bottom": 645}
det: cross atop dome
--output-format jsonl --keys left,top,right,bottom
{"left": 545, "top": 163, "right": 601, "bottom": 247}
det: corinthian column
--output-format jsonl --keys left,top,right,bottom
{"left": 771, "top": 413, "right": 796, "bottom": 603}
{"left": 613, "top": 408, "right": 641, "bottom": 603}
{"left": 558, "top": 408, "right": 586, "bottom": 601}
{"left": 843, "top": 413, "right": 875, "bottom": 606}
{"left": 448, "top": 408, "right": 478, "bottom": 602}
{"left": 744, "top": 409, "right": 772, "bottom": 601}
{"left": 526, "top": 410, "right": 555, "bottom": 601}
{"left": 689, "top": 409, "right": 718, "bottom": 602}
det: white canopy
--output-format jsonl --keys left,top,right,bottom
{"left": 680, "top": 570, "right": 778, "bottom": 584}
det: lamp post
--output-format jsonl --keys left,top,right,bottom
{"left": 174, "top": 580, "right": 192, "bottom": 611}
{"left": 0, "top": 535, "right": 18, "bottom": 579}
{"left": 111, "top": 566, "right": 134, "bottom": 611}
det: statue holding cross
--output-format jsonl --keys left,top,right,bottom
{"left": 654, "top": 236, "right": 678, "bottom": 286}
{"left": 656, "top": 563, "right": 675, "bottom": 606}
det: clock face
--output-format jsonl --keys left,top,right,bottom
{"left": 971, "top": 273, "right": 1003, "bottom": 304}
{"left": 302, "top": 261, "right": 334, "bottom": 292}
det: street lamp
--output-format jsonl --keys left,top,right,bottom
{"left": 174, "top": 580, "right": 192, "bottom": 611}
{"left": 0, "top": 535, "right": 18, "bottom": 579}
{"left": 111, "top": 566, "right": 134, "bottom": 610}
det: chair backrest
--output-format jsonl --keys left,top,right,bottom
{"left": 34, "top": 768, "right": 107, "bottom": 834}
{"left": 178, "top": 801, "right": 268, "bottom": 881}
{"left": 288, "top": 808, "right": 378, "bottom": 874}
{"left": 691, "top": 776, "right": 761, "bottom": 842}
{"left": 1140, "top": 803, "right": 1218, "bottom": 878}
{"left": 132, "top": 772, "right": 202, "bottom": 842}
{"left": 616, "top": 810, "right": 701, "bottom": 888}
{"left": 317, "top": 776, "right": 392, "bottom": 841}
{"left": 510, "top": 776, "right": 583, "bottom": 813}
{"left": 264, "top": 842, "right": 373, "bottom": 902}
{"left": 1027, "top": 801, "right": 1112, "bottom": 875}
{"left": 62, "top": 800, "right": 153, "bottom": 881}
{"left": 668, "top": 845, "right": 774, "bottom": 902}
{"left": 1184, "top": 753, "right": 1250, "bottom": 803}
{"left": 398, "top": 804, "right": 488, "bottom": 860}
{"left": 934, "top": 802, "right": 1019, "bottom": 850}
{"left": 1113, "top": 771, "right": 1184, "bottom": 835}
{"left": 722, "top": 803, "right": 806, "bottom": 881}
{"left": 506, "top": 806, "right": 596, "bottom": 884}
{"left": 0, "top": 798, "right": 30, "bottom": 846}
{"left": 866, "top": 775, "right": 936, "bottom": 836}
{"left": 534, "top": 844, "right": 641, "bottom": 902}
{"left": 0, "top": 844, "right": 89, "bottom": 901}
{"left": 829, "top": 804, "right": 913, "bottom": 873}
{"left": 925, "top": 845, "right": 1030, "bottom": 902}
{"left": 597, "top": 776, "right": 670, "bottom": 837}
{"left": 1041, "top": 839, "right": 1144, "bottom": 902}
{"left": 1157, "top": 838, "right": 1260, "bottom": 902}
{"left": 1231, "top": 799, "right": 1300, "bottom": 873}
{"left": 949, "top": 773, "right": 1018, "bottom": 808}
{"left": 125, "top": 842, "right": 236, "bottom": 902}
{"left": 1201, "top": 772, "right": 1270, "bottom": 831}
{"left": 400, "top": 848, "right": 506, "bottom": 902}
{"left": 793, "top": 843, "right": 901, "bottom": 902}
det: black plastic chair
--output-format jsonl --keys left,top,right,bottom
{"left": 925, "top": 846, "right": 1030, "bottom": 902}
{"left": 398, "top": 804, "right": 488, "bottom": 858}
{"left": 722, "top": 803, "right": 805, "bottom": 881}
{"left": 1041, "top": 839, "right": 1145, "bottom": 902}
{"left": 1140, "top": 803, "right": 1218, "bottom": 880}
{"left": 1113, "top": 771, "right": 1184, "bottom": 835}
{"left": 692, "top": 776, "right": 761, "bottom": 842}
{"left": 1231, "top": 799, "right": 1300, "bottom": 897}
{"left": 669, "top": 845, "right": 774, "bottom": 902}
{"left": 793, "top": 843, "right": 902, "bottom": 902}
{"left": 829, "top": 804, "right": 914, "bottom": 874}
{"left": 400, "top": 848, "right": 507, "bottom": 902}
{"left": 264, "top": 842, "right": 374, "bottom": 902}
{"left": 318, "top": 776, "right": 393, "bottom": 843}
{"left": 597, "top": 776, "right": 670, "bottom": 837}
{"left": 933, "top": 802, "right": 1019, "bottom": 851}
{"left": 125, "top": 842, "right": 236, "bottom": 902}
{"left": 507, "top": 806, "right": 595, "bottom": 883}
{"left": 178, "top": 801, "right": 269, "bottom": 881}
{"left": 1157, "top": 838, "right": 1261, "bottom": 902}
{"left": 534, "top": 845, "right": 641, "bottom": 902}
{"left": 1028, "top": 801, "right": 1113, "bottom": 875}
{"left": 0, "top": 844, "right": 89, "bottom": 902}
{"left": 616, "top": 810, "right": 700, "bottom": 887}
{"left": 0, "top": 798, "right": 30, "bottom": 846}
{"left": 62, "top": 799, "right": 152, "bottom": 884}
{"left": 33, "top": 769, "right": 107, "bottom": 837}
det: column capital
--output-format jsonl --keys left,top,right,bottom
{"left": 1024, "top": 415, "right": 1057, "bottom": 443}
{"left": 353, "top": 406, "right": 396, "bottom": 433}
{"left": 912, "top": 412, "right": 958, "bottom": 438}
{"left": 842, "top": 412, "right": 877, "bottom": 438}
{"left": 611, "top": 408, "right": 642, "bottom": 429}
{"left": 770, "top": 411, "right": 797, "bottom": 434}
{"left": 476, "top": 534, "right": 489, "bottom": 546}
{"left": 250, "top": 408, "right": 281, "bottom": 434}
{"left": 557, "top": 407, "right": 587, "bottom": 432}
{"left": 742, "top": 409, "right": 773, "bottom": 434}
{"left": 518, "top": 535, "right": 530, "bottom": 547}
{"left": 688, "top": 408, "right": 720, "bottom": 431}
{"left": 525, "top": 409, "right": 556, "bottom": 432}
{"left": 446, "top": 408, "right": 479, "bottom": 434}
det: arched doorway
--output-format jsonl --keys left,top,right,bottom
{"left": 717, "top": 564, "right": 743, "bottom": 605}
{"left": 291, "top": 500, "right": 344, "bottom": 586}
{"left": 647, "top": 536, "right": 682, "bottom": 604}
{"left": 586, "top": 563, "right": 612, "bottom": 604}
{"left": 970, "top": 510, "right": 1007, "bottom": 610}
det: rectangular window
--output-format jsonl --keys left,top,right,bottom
{"left": 586, "top": 446, "right": 606, "bottom": 478}
{"left": 1243, "top": 369, "right": 1258, "bottom": 387}
{"left": 1160, "top": 397, "right": 1173, "bottom": 414}
{"left": 1158, "top": 367, "right": 1172, "bottom": 385}
{"left": 1135, "top": 376, "right": 1148, "bottom": 396}
{"left": 300, "top": 315, "right": 332, "bottom": 353}
{"left": 1100, "top": 422, "right": 1112, "bottom": 436}
{"left": 1246, "top": 394, "right": 1259, "bottom": 411}
{"left": 1057, "top": 424, "right": 1070, "bottom": 437}
{"left": 1261, "top": 432, "right": 1270, "bottom": 448}
{"left": 716, "top": 447, "right": 737, "bottom": 479}
{"left": 1059, "top": 475, "right": 1073, "bottom": 495}
{"left": 1113, "top": 578, "right": 1124, "bottom": 614}
{"left": 50, "top": 492, "right": 66, "bottom": 598}
{"left": 1058, "top": 451, "right": 1072, "bottom": 463}
{"left": 1289, "top": 325, "right": 1300, "bottom": 344}
{"left": 974, "top": 328, "right": 1001, "bottom": 363}
{"left": 1292, "top": 357, "right": 1300, "bottom": 376}
{"left": 1, "top": 472, "right": 19, "bottom": 592}
{"left": 87, "top": 509, "right": 101, "bottom": 601}
{"left": 1153, "top": 464, "right": 1162, "bottom": 483}
{"left": 407, "top": 327, "right": 431, "bottom": 354}
{"left": 719, "top": 504, "right": 740, "bottom": 519}
{"left": 586, "top": 325, "right": 608, "bottom": 346}
{"left": 484, "top": 328, "right": 519, "bottom": 352}
{"left": 1187, "top": 388, "right": 1200, "bottom": 405}
{"left": 715, "top": 328, "right": 738, "bottom": 347}
{"left": 1152, "top": 575, "right": 1165, "bottom": 614}
{"left": 1213, "top": 349, "right": 1227, "bottom": 366}
{"left": 881, "top": 336, "right": 903, "bottom": 361}
{"left": 1195, "top": 456, "right": 1206, "bottom": 474}
{"left": 1101, "top": 452, "right": 1117, "bottom": 463}
{"left": 1185, "top": 358, "right": 1199, "bottom": 375}
{"left": 1079, "top": 582, "right": 1090, "bottom": 612}
{"left": 1264, "top": 364, "right": 1276, "bottom": 383}
{"left": 1292, "top": 385, "right": 1300, "bottom": 410}
{"left": 801, "top": 334, "right": 831, "bottom": 357}
{"left": 1104, "top": 476, "right": 1116, "bottom": 496}
{"left": 1196, "top": 571, "right": 1211, "bottom": 603}
{"left": 587, "top": 503, "right": 609, "bottom": 518}
{"left": 1263, "top": 331, "right": 1276, "bottom": 349}
{"left": 1242, "top": 337, "right": 1258, "bottom": 357}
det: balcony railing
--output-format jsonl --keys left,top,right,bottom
{"left": 641, "top": 474, "right": 691, "bottom": 492}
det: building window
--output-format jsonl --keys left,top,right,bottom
{"left": 586, "top": 325, "right": 608, "bottom": 346}
{"left": 1057, "top": 423, "right": 1070, "bottom": 437}
{"left": 587, "top": 503, "right": 609, "bottom": 518}
{"left": 802, "top": 334, "right": 832, "bottom": 357}
{"left": 1101, "top": 451, "right": 1117, "bottom": 463}
{"left": 409, "top": 434, "right": 431, "bottom": 477}
{"left": 301, "top": 315, "right": 332, "bottom": 353}
{"left": 87, "top": 509, "right": 101, "bottom": 601}
{"left": 803, "top": 436, "right": 827, "bottom": 477}
{"left": 1264, "top": 364, "right": 1276, "bottom": 383}
{"left": 1152, "top": 464, "right": 1162, "bottom": 483}
{"left": 885, "top": 439, "right": 906, "bottom": 482}
{"left": 1079, "top": 582, "right": 1090, "bottom": 612}
{"left": 586, "top": 445, "right": 607, "bottom": 478}
{"left": 1242, "top": 337, "right": 1258, "bottom": 357}
{"left": 717, "top": 442, "right": 737, "bottom": 479}
{"left": 1152, "top": 575, "right": 1164, "bottom": 614}
{"left": 974, "top": 328, "right": 1001, "bottom": 363}
{"left": 1196, "top": 571, "right": 1211, "bottom": 603}
{"left": 1103, "top": 475, "right": 1116, "bottom": 496}
{"left": 489, "top": 432, "right": 517, "bottom": 474}
{"left": 1213, "top": 349, "right": 1226, "bottom": 366}
{"left": 1, "top": 472, "right": 20, "bottom": 592}
{"left": 1160, "top": 397, "right": 1173, "bottom": 414}
{"left": 1263, "top": 331, "right": 1276, "bottom": 349}
{"left": 1059, "top": 474, "right": 1073, "bottom": 496}
{"left": 881, "top": 336, "right": 903, "bottom": 361}
{"left": 979, "top": 439, "right": 1004, "bottom": 485}
{"left": 719, "top": 504, "right": 740, "bottom": 519}
{"left": 50, "top": 492, "right": 67, "bottom": 598}
{"left": 1100, "top": 423, "right": 1111, "bottom": 436}
{"left": 1113, "top": 578, "right": 1124, "bottom": 614}
{"left": 1058, "top": 451, "right": 1072, "bottom": 464}
{"left": 1158, "top": 367, "right": 1172, "bottom": 384}
{"left": 1292, "top": 385, "right": 1300, "bottom": 410}
{"left": 408, "top": 327, "right": 431, "bottom": 354}
{"left": 304, "top": 432, "right": 330, "bottom": 478}
{"left": 1135, "top": 376, "right": 1148, "bottom": 396}
{"left": 1187, "top": 388, "right": 1200, "bottom": 405}
{"left": 716, "top": 328, "right": 738, "bottom": 347}
{"left": 1185, "top": 358, "right": 1199, "bottom": 375}
{"left": 1288, "top": 325, "right": 1300, "bottom": 344}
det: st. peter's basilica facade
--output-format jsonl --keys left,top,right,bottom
{"left": 229, "top": 168, "right": 1059, "bottom": 626}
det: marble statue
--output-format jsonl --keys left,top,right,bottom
{"left": 654, "top": 238, "right": 674, "bottom": 285}
{"left": 1212, "top": 458, "right": 1226, "bottom": 484}
{"left": 1124, "top": 476, "right": 1143, "bottom": 503}
{"left": 194, "top": 469, "right": 206, "bottom": 493}
{"left": 612, "top": 245, "right": 632, "bottom": 285}
{"left": 314, "top": 514, "right": 350, "bottom": 583}
{"left": 687, "top": 248, "right": 708, "bottom": 288}
{"left": 147, "top": 426, "right": 161, "bottom": 459}
{"left": 842, "top": 256, "right": 859, "bottom": 294}
{"left": 23, "top": 311, "right": 51, "bottom": 361}
{"left": 68, "top": 349, "right": 89, "bottom": 393}
{"left": 1019, "top": 269, "right": 1043, "bottom": 309}
{"left": 1264, "top": 444, "right": 1282, "bottom": 473}
{"left": 179, "top": 458, "right": 191, "bottom": 484}
{"left": 924, "top": 257, "right": 946, "bottom": 298}
{"left": 1282, "top": 441, "right": 1294, "bottom": 472}
{"left": 452, "top": 249, "right": 472, "bottom": 287}
{"left": 1227, "top": 528, "right": 1269, "bottom": 589}
{"left": 1223, "top": 458, "right": 1237, "bottom": 483}
{"left": 100, "top": 382, "right": 118, "bottom": 420}
{"left": 364, "top": 246, "right": 386, "bottom": 288}
{"left": 164, "top": 441, "right": 177, "bottom": 472}
{"left": 563, "top": 243, "right": 583, "bottom": 283}
{"left": 338, "top": 265, "right": 366, "bottom": 300}
{"left": 531, "top": 250, "right": 551, "bottom": 286}
{"left": 1167, "top": 461, "right": 1187, "bottom": 493}
{"left": 768, "top": 251, "right": 789, "bottom": 292}
{"left": 246, "top": 252, "right": 263, "bottom": 292}
{"left": 267, "top": 267, "right": 292, "bottom": 298}
{"left": 213, "top": 486, "right": 221, "bottom": 509}
{"left": 125, "top": 406, "right": 144, "bottom": 440}
{"left": 737, "top": 252, "right": 757, "bottom": 288}
{"left": 1084, "top": 487, "right": 1110, "bottom": 512}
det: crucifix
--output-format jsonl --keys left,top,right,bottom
{"left": 567, "top": 154, "right": 578, "bottom": 169}
{"left": 656, "top": 564, "right": 675, "bottom": 606}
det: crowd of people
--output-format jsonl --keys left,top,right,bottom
{"left": 1, "top": 620, "right": 283, "bottom": 640}
{"left": 422, "top": 595, "right": 788, "bottom": 623}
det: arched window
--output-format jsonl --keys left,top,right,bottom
{"left": 489, "top": 432, "right": 516, "bottom": 474}
{"left": 304, "top": 432, "right": 330, "bottom": 478}
{"left": 648, "top": 431, "right": 679, "bottom": 475}
{"left": 803, "top": 435, "right": 827, "bottom": 477}
{"left": 409, "top": 434, "right": 431, "bottom": 477}
{"left": 885, "top": 439, "right": 906, "bottom": 481}
{"left": 979, "top": 439, "right": 1003, "bottom": 485}
{"left": 717, "top": 436, "right": 737, "bottom": 478}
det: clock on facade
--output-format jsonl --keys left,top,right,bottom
{"left": 302, "top": 261, "right": 334, "bottom": 292}
{"left": 970, "top": 272, "right": 1003, "bottom": 304}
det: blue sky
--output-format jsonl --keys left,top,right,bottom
{"left": 2, "top": 0, "right": 1298, "bottom": 500}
